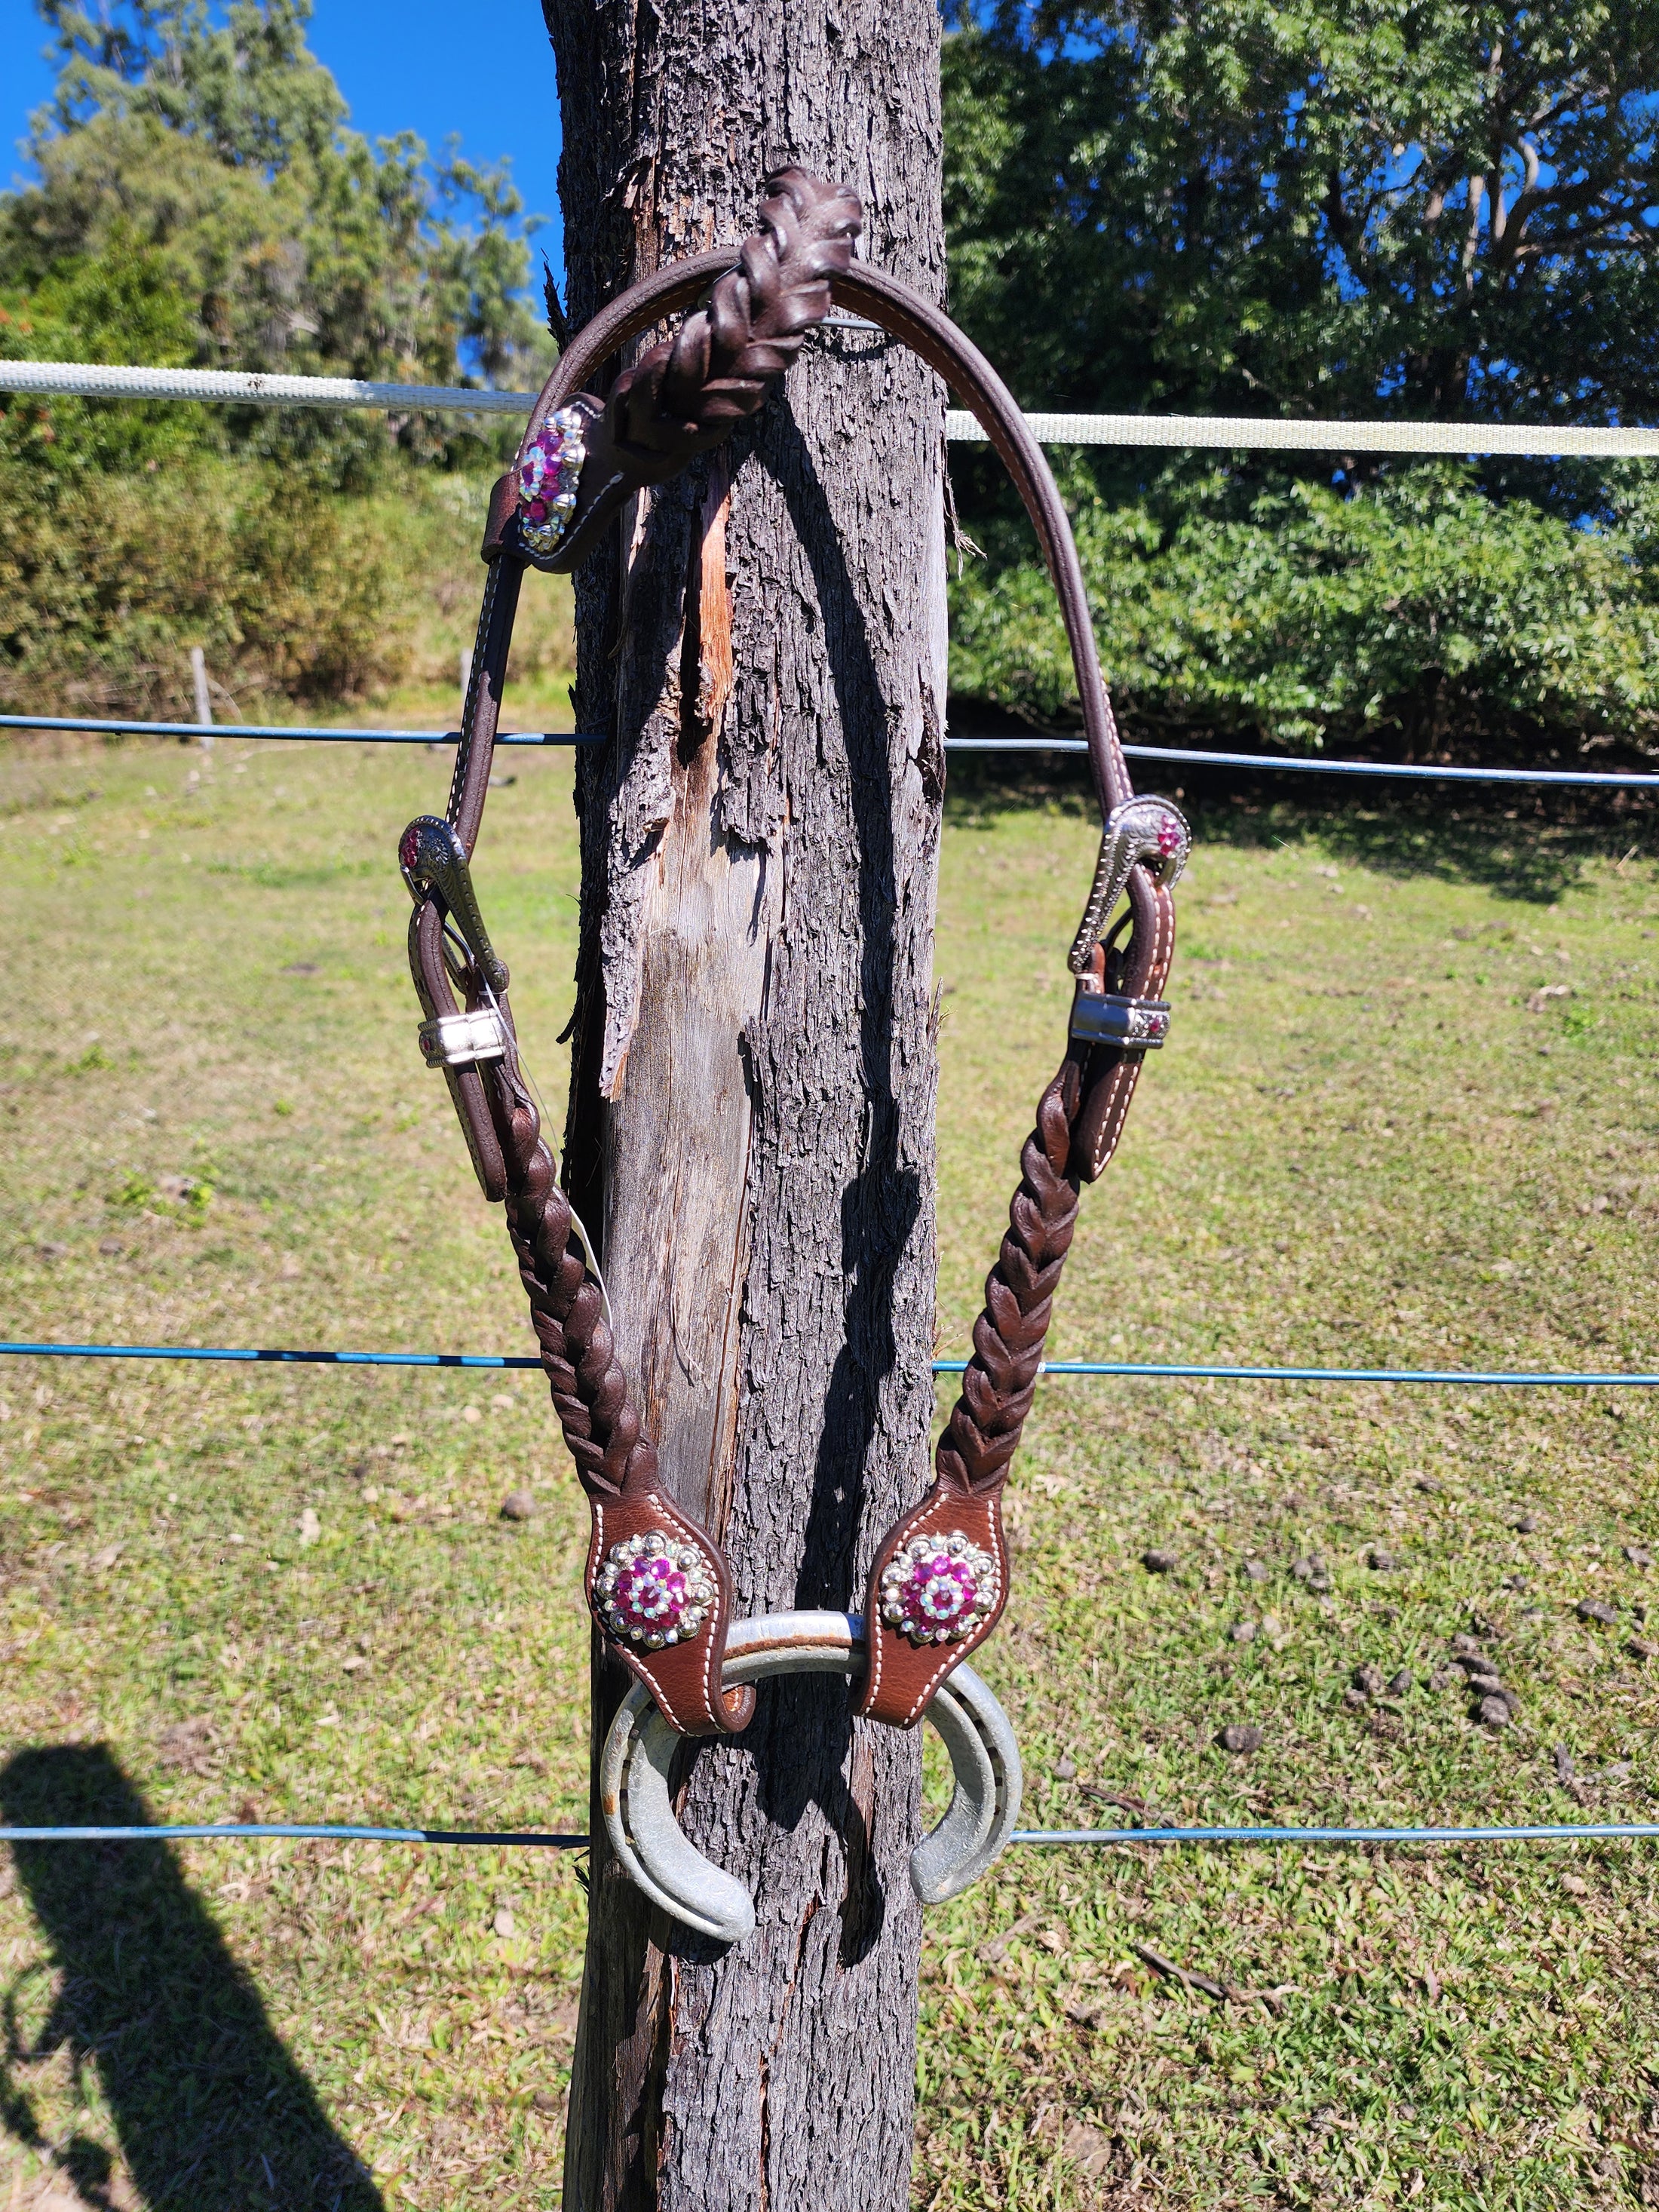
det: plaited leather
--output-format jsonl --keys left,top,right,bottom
{"left": 854, "top": 880, "right": 1177, "bottom": 1726}
{"left": 482, "top": 1035, "right": 754, "bottom": 1734}
{"left": 526, "top": 169, "right": 863, "bottom": 575}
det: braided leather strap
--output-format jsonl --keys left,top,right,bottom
{"left": 855, "top": 880, "right": 1177, "bottom": 1726}
{"left": 484, "top": 1036, "right": 754, "bottom": 1737}
{"left": 514, "top": 167, "right": 863, "bottom": 576}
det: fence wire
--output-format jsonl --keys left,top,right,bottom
{"left": 5, "top": 348, "right": 1655, "bottom": 1873}
{"left": 6, "top": 712, "right": 1657, "bottom": 787}
{"left": 4, "top": 1340, "right": 1655, "bottom": 1387}
{"left": 4, "top": 1819, "right": 1657, "bottom": 1850}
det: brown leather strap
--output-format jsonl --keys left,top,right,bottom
{"left": 405, "top": 168, "right": 1183, "bottom": 1738}
{"left": 518, "top": 253, "right": 1132, "bottom": 823}
{"left": 854, "top": 881, "right": 1176, "bottom": 1727}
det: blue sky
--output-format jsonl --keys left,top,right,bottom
{"left": 1, "top": 0, "right": 568, "bottom": 280}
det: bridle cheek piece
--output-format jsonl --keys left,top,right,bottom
{"left": 398, "top": 168, "right": 1185, "bottom": 1903}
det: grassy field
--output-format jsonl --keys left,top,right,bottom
{"left": 1, "top": 725, "right": 1656, "bottom": 2210}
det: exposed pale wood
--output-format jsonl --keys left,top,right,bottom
{"left": 544, "top": 5, "right": 946, "bottom": 2205}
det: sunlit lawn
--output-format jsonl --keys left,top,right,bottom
{"left": 2, "top": 729, "right": 1656, "bottom": 2208}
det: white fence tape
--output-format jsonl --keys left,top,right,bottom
{"left": 0, "top": 357, "right": 529, "bottom": 415}
{"left": 944, "top": 409, "right": 1659, "bottom": 458}
{"left": 4, "top": 356, "right": 1658, "bottom": 456}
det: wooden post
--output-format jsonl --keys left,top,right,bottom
{"left": 542, "top": 6, "right": 946, "bottom": 2205}
{"left": 189, "top": 644, "right": 213, "bottom": 751}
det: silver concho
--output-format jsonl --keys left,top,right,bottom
{"left": 1068, "top": 795, "right": 1191, "bottom": 975}
{"left": 593, "top": 1529, "right": 716, "bottom": 1650}
{"left": 878, "top": 1528, "right": 1001, "bottom": 1646}
{"left": 516, "top": 405, "right": 589, "bottom": 559}
{"left": 398, "top": 814, "right": 509, "bottom": 993}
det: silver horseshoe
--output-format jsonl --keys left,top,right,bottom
{"left": 1068, "top": 794, "right": 1191, "bottom": 975}
{"left": 599, "top": 1610, "right": 1023, "bottom": 1944}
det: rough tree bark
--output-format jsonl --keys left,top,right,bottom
{"left": 539, "top": 5, "right": 946, "bottom": 2207}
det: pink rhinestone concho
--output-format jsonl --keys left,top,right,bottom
{"left": 516, "top": 407, "right": 588, "bottom": 558}
{"left": 593, "top": 1529, "right": 715, "bottom": 1651}
{"left": 878, "top": 1529, "right": 1000, "bottom": 1646}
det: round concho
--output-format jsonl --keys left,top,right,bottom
{"left": 879, "top": 1529, "right": 1000, "bottom": 1646}
{"left": 517, "top": 405, "right": 588, "bottom": 557}
{"left": 594, "top": 1529, "right": 715, "bottom": 1650}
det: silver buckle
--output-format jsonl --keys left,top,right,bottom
{"left": 1069, "top": 990, "right": 1171, "bottom": 1049}
{"left": 418, "top": 1008, "right": 508, "bottom": 1068}
{"left": 1068, "top": 796, "right": 1191, "bottom": 975}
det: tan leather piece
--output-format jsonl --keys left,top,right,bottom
{"left": 859, "top": 1488, "right": 1010, "bottom": 1730}
{"left": 584, "top": 1489, "right": 756, "bottom": 1737}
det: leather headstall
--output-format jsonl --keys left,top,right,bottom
{"left": 400, "top": 166, "right": 1187, "bottom": 1740}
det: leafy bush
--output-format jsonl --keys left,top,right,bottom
{"left": 0, "top": 2, "right": 563, "bottom": 720}
{"left": 950, "top": 463, "right": 1659, "bottom": 753}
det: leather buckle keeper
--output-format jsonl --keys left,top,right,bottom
{"left": 480, "top": 471, "right": 519, "bottom": 563}
{"left": 418, "top": 1007, "right": 509, "bottom": 1068}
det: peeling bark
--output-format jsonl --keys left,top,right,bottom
{"left": 542, "top": 5, "right": 946, "bottom": 2207}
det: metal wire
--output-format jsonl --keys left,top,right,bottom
{"left": 939, "top": 1357, "right": 1659, "bottom": 1388}
{"left": 0, "top": 1339, "right": 543, "bottom": 1369}
{"left": 0, "top": 359, "right": 532, "bottom": 415}
{"left": 954, "top": 738, "right": 1659, "bottom": 789}
{"left": 1015, "top": 1823, "right": 1659, "bottom": 1846}
{"left": 7, "top": 710, "right": 1658, "bottom": 786}
{"left": 0, "top": 713, "right": 590, "bottom": 746}
{"left": 0, "top": 1824, "right": 586, "bottom": 1846}
{"left": 4, "top": 1340, "right": 1656, "bottom": 1385}
{"left": 4, "top": 1820, "right": 1654, "bottom": 1848}
{"left": 8, "top": 356, "right": 1659, "bottom": 456}
{"left": 942, "top": 409, "right": 1659, "bottom": 459}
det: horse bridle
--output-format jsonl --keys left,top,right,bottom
{"left": 400, "top": 168, "right": 1185, "bottom": 1877}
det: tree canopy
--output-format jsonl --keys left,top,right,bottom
{"left": 942, "top": 3, "right": 1659, "bottom": 753}
{"left": 0, "top": 0, "right": 554, "bottom": 719}
{"left": 2, "top": 0, "right": 550, "bottom": 394}
{"left": 945, "top": 1, "right": 1659, "bottom": 428}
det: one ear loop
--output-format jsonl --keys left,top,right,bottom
{"left": 514, "top": 256, "right": 1133, "bottom": 825}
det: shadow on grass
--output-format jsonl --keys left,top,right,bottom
{"left": 943, "top": 737, "right": 1657, "bottom": 906}
{"left": 0, "top": 1745, "right": 380, "bottom": 2212}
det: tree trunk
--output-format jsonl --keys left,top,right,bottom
{"left": 541, "top": 7, "right": 946, "bottom": 2208}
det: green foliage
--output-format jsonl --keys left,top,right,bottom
{"left": 943, "top": 5, "right": 1659, "bottom": 750}
{"left": 5, "top": 0, "right": 551, "bottom": 404}
{"left": 952, "top": 461, "right": 1659, "bottom": 748}
{"left": 0, "top": 0, "right": 558, "bottom": 716}
{"left": 945, "top": 2, "right": 1659, "bottom": 426}
{"left": 0, "top": 441, "right": 415, "bottom": 714}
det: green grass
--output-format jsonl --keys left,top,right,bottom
{"left": 2, "top": 735, "right": 1657, "bottom": 2209}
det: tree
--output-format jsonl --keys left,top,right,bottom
{"left": 0, "top": 0, "right": 557, "bottom": 716}
{"left": 937, "top": 2, "right": 1659, "bottom": 756}
{"left": 2, "top": 0, "right": 550, "bottom": 401}
{"left": 945, "top": 0, "right": 1659, "bottom": 429}
{"left": 541, "top": 3, "right": 948, "bottom": 2204}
